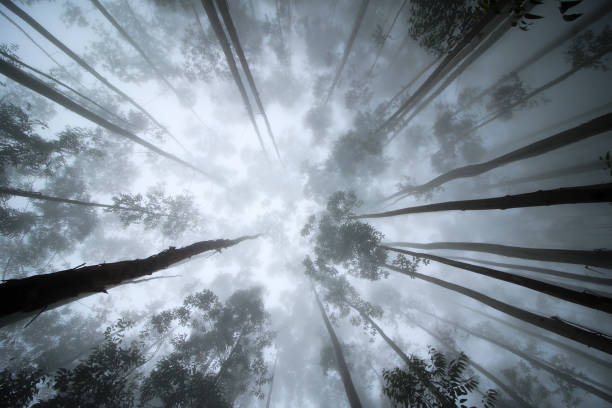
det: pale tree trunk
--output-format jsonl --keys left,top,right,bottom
{"left": 265, "top": 355, "right": 277, "bottom": 408}
{"left": 384, "top": 111, "right": 612, "bottom": 200}
{"left": 492, "top": 161, "right": 602, "bottom": 188}
{"left": 383, "top": 263, "right": 612, "bottom": 354}
{"left": 0, "top": 58, "right": 218, "bottom": 182}
{"left": 0, "top": 0, "right": 183, "bottom": 147}
{"left": 368, "top": 0, "right": 409, "bottom": 74}
{"left": 0, "top": 235, "right": 260, "bottom": 328}
{"left": 384, "top": 242, "right": 612, "bottom": 269}
{"left": 215, "top": 0, "right": 282, "bottom": 164}
{"left": 417, "top": 309, "right": 612, "bottom": 404}
{"left": 313, "top": 286, "right": 363, "bottom": 408}
{"left": 382, "top": 246, "right": 612, "bottom": 314}
{"left": 324, "top": 0, "right": 370, "bottom": 105}
{"left": 200, "top": 0, "right": 268, "bottom": 160}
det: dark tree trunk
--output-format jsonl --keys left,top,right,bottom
{"left": 453, "top": 301, "right": 612, "bottom": 370}
{"left": 419, "top": 310, "right": 612, "bottom": 404}
{"left": 215, "top": 0, "right": 282, "bottom": 164}
{"left": 313, "top": 286, "right": 363, "bottom": 408}
{"left": 382, "top": 57, "right": 440, "bottom": 114}
{"left": 0, "top": 0, "right": 182, "bottom": 146}
{"left": 375, "top": 2, "right": 510, "bottom": 136}
{"left": 383, "top": 246, "right": 612, "bottom": 314}
{"left": 352, "top": 306, "right": 409, "bottom": 364}
{"left": 200, "top": 0, "right": 268, "bottom": 160}
{"left": 385, "top": 112, "right": 612, "bottom": 199}
{"left": 385, "top": 241, "right": 612, "bottom": 269}
{"left": 383, "top": 263, "right": 612, "bottom": 354}
{"left": 0, "top": 235, "right": 260, "bottom": 328}
{"left": 324, "top": 0, "right": 370, "bottom": 104}
{"left": 368, "top": 182, "right": 612, "bottom": 218}
{"left": 449, "top": 256, "right": 612, "bottom": 286}
{"left": 0, "top": 58, "right": 218, "bottom": 182}
{"left": 409, "top": 318, "right": 534, "bottom": 408}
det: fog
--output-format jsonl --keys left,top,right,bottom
{"left": 1, "top": 0, "right": 611, "bottom": 407}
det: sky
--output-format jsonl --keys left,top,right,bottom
{"left": 1, "top": 0, "right": 612, "bottom": 407}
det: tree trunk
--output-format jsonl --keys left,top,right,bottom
{"left": 324, "top": 0, "right": 370, "bottom": 104}
{"left": 0, "top": 58, "right": 219, "bottom": 182}
{"left": 383, "top": 263, "right": 612, "bottom": 354}
{"left": 214, "top": 0, "right": 282, "bottom": 164}
{"left": 0, "top": 0, "right": 182, "bottom": 147}
{"left": 368, "top": 0, "right": 408, "bottom": 74}
{"left": 0, "top": 235, "right": 259, "bottom": 328}
{"left": 453, "top": 301, "right": 612, "bottom": 370}
{"left": 385, "top": 111, "right": 612, "bottom": 200}
{"left": 492, "top": 161, "right": 602, "bottom": 188}
{"left": 383, "top": 246, "right": 612, "bottom": 314}
{"left": 382, "top": 57, "right": 440, "bottom": 114}
{"left": 313, "top": 286, "right": 363, "bottom": 408}
{"left": 384, "top": 242, "right": 612, "bottom": 269}
{"left": 200, "top": 0, "right": 268, "bottom": 160}
{"left": 369, "top": 182, "right": 612, "bottom": 219}
{"left": 449, "top": 256, "right": 612, "bottom": 286}
{"left": 458, "top": 1, "right": 612, "bottom": 113}
{"left": 266, "top": 355, "right": 278, "bottom": 408}
{"left": 418, "top": 309, "right": 612, "bottom": 404}
{"left": 375, "top": 1, "right": 510, "bottom": 136}
{"left": 409, "top": 318, "right": 534, "bottom": 408}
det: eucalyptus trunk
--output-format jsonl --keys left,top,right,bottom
{"left": 0, "top": 235, "right": 260, "bottom": 328}
{"left": 383, "top": 246, "right": 612, "bottom": 314}
{"left": 383, "top": 263, "right": 612, "bottom": 354}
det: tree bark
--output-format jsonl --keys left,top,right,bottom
{"left": 324, "top": 0, "right": 370, "bottom": 105}
{"left": 383, "top": 246, "right": 612, "bottom": 314}
{"left": 0, "top": 0, "right": 182, "bottom": 147}
{"left": 384, "top": 111, "right": 612, "bottom": 200}
{"left": 265, "top": 355, "right": 278, "bottom": 408}
{"left": 313, "top": 286, "right": 363, "bottom": 408}
{"left": 384, "top": 242, "right": 612, "bottom": 269}
{"left": 418, "top": 309, "right": 612, "bottom": 404}
{"left": 383, "top": 263, "right": 612, "bottom": 354}
{"left": 0, "top": 58, "right": 219, "bottom": 182}
{"left": 200, "top": 0, "right": 268, "bottom": 160}
{"left": 215, "top": 0, "right": 282, "bottom": 165}
{"left": 0, "top": 235, "right": 259, "bottom": 328}
{"left": 492, "top": 161, "right": 602, "bottom": 188}
{"left": 449, "top": 256, "right": 612, "bottom": 286}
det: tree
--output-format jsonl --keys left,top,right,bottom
{"left": 0, "top": 235, "right": 260, "bottom": 327}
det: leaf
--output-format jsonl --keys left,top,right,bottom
{"left": 524, "top": 13, "right": 544, "bottom": 19}
{"left": 562, "top": 13, "right": 582, "bottom": 22}
{"left": 559, "top": 0, "right": 582, "bottom": 15}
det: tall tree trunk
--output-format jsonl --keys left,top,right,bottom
{"left": 313, "top": 286, "right": 363, "bottom": 408}
{"left": 382, "top": 246, "right": 612, "bottom": 314}
{"left": 0, "top": 58, "right": 219, "bottom": 182}
{"left": 214, "top": 0, "right": 282, "bottom": 164}
{"left": 200, "top": 0, "right": 269, "bottom": 160}
{"left": 368, "top": 182, "right": 612, "bottom": 218}
{"left": 452, "top": 301, "right": 612, "bottom": 370}
{"left": 368, "top": 0, "right": 409, "bottom": 75}
{"left": 88, "top": 0, "right": 209, "bottom": 130}
{"left": 214, "top": 328, "right": 246, "bottom": 386}
{"left": 449, "top": 256, "right": 612, "bottom": 286}
{"left": 384, "top": 242, "right": 612, "bottom": 269}
{"left": 458, "top": 1, "right": 612, "bottom": 113}
{"left": 0, "top": 235, "right": 260, "bottom": 328}
{"left": 417, "top": 309, "right": 612, "bottom": 404}
{"left": 0, "top": 0, "right": 184, "bottom": 148}
{"left": 383, "top": 263, "right": 612, "bottom": 354}
{"left": 0, "top": 187, "right": 154, "bottom": 214}
{"left": 266, "top": 355, "right": 278, "bottom": 408}
{"left": 324, "top": 0, "right": 370, "bottom": 105}
{"left": 408, "top": 318, "right": 534, "bottom": 408}
{"left": 375, "top": 2, "right": 510, "bottom": 136}
{"left": 492, "top": 161, "right": 602, "bottom": 188}
{"left": 385, "top": 111, "right": 612, "bottom": 200}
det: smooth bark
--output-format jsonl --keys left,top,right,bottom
{"left": 0, "top": 58, "right": 219, "bottom": 182}
{"left": 383, "top": 246, "right": 612, "bottom": 314}
{"left": 313, "top": 286, "right": 363, "bottom": 408}
{"left": 215, "top": 0, "right": 282, "bottom": 165}
{"left": 385, "top": 241, "right": 612, "bottom": 269}
{"left": 385, "top": 111, "right": 612, "bottom": 199}
{"left": 384, "top": 263, "right": 612, "bottom": 354}
{"left": 324, "top": 0, "right": 370, "bottom": 104}
{"left": 0, "top": 235, "right": 260, "bottom": 327}
{"left": 265, "top": 355, "right": 277, "bottom": 408}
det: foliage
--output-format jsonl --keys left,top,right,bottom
{"left": 392, "top": 254, "right": 430, "bottom": 278}
{"left": 565, "top": 26, "right": 612, "bottom": 71}
{"left": 600, "top": 151, "right": 612, "bottom": 176}
{"left": 485, "top": 73, "right": 543, "bottom": 120}
{"left": 0, "top": 366, "right": 45, "bottom": 408}
{"left": 382, "top": 347, "right": 494, "bottom": 408}
{"left": 477, "top": 0, "right": 583, "bottom": 31}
